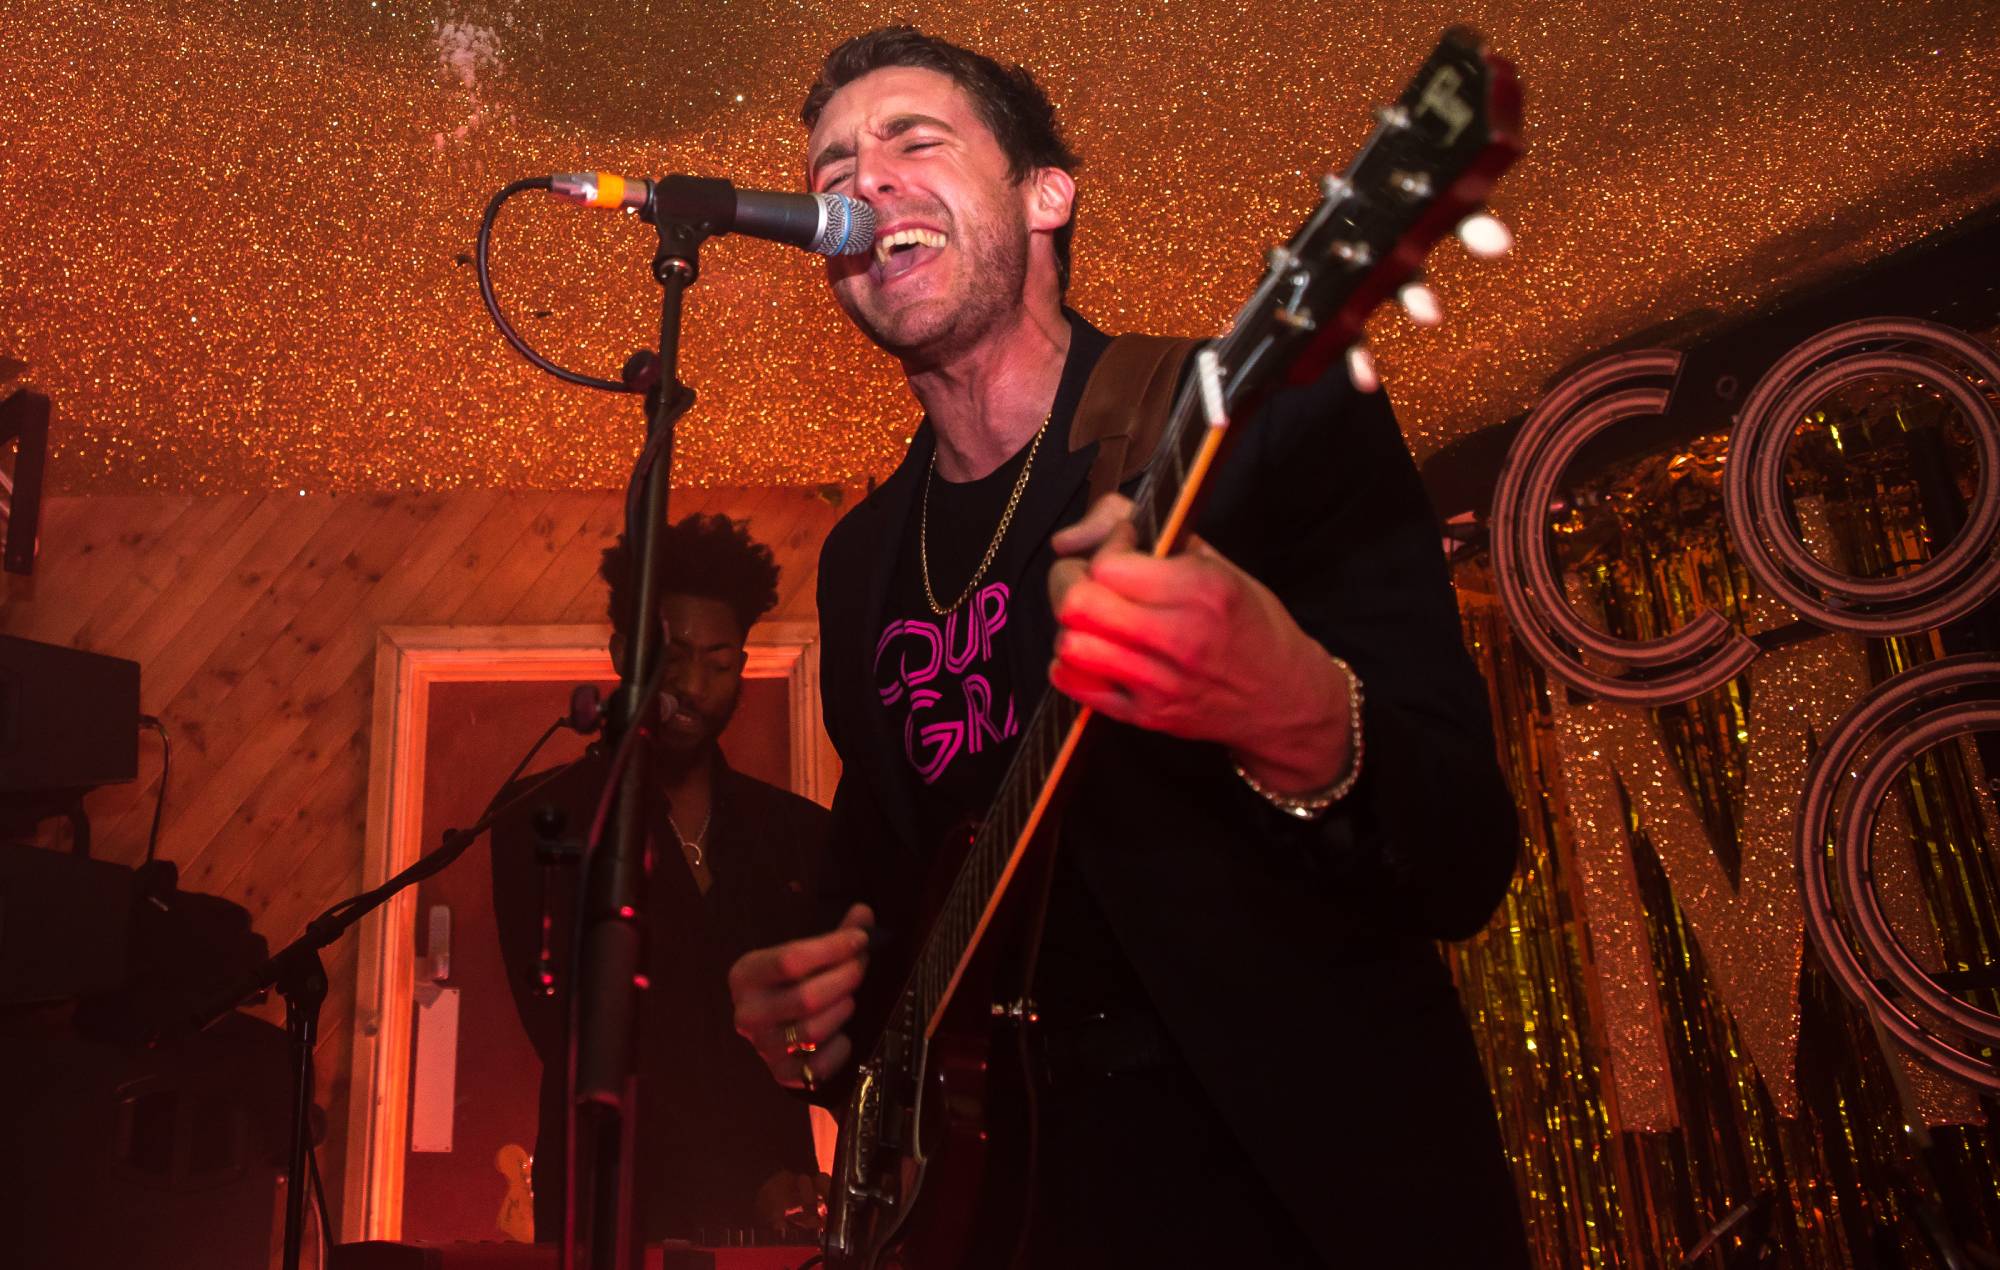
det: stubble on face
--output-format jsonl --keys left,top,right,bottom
{"left": 809, "top": 68, "right": 1035, "bottom": 366}
{"left": 842, "top": 192, "right": 1030, "bottom": 366}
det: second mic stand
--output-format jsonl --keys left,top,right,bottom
{"left": 183, "top": 746, "right": 576, "bottom": 1270}
{"left": 566, "top": 176, "right": 729, "bottom": 1270}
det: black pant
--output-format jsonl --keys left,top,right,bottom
{"left": 1022, "top": 1058, "right": 1324, "bottom": 1268}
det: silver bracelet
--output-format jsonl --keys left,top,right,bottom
{"left": 1232, "top": 653, "right": 1364, "bottom": 821}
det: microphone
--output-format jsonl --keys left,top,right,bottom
{"left": 564, "top": 683, "right": 606, "bottom": 735}
{"left": 548, "top": 172, "right": 876, "bottom": 257}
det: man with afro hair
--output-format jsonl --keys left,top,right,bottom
{"left": 491, "top": 513, "right": 831, "bottom": 1246}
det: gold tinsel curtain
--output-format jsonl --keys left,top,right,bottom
{"left": 1448, "top": 336, "right": 2000, "bottom": 1266}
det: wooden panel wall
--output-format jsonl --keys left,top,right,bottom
{"left": 0, "top": 486, "right": 852, "bottom": 1234}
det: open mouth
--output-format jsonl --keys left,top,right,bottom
{"left": 872, "top": 227, "right": 948, "bottom": 283}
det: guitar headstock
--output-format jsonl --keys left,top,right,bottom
{"left": 1234, "top": 27, "right": 1522, "bottom": 391}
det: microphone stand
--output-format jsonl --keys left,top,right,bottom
{"left": 566, "top": 176, "right": 728, "bottom": 1270}
{"left": 182, "top": 743, "right": 578, "bottom": 1270}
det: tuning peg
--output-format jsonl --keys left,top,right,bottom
{"left": 1330, "top": 240, "right": 1373, "bottom": 267}
{"left": 1396, "top": 281, "right": 1443, "bottom": 327}
{"left": 1195, "top": 347, "right": 1228, "bottom": 428}
{"left": 1373, "top": 104, "right": 1413, "bottom": 131}
{"left": 1346, "top": 344, "right": 1381, "bottom": 394}
{"left": 1457, "top": 213, "right": 1513, "bottom": 259}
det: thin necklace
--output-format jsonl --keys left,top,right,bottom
{"left": 921, "top": 413, "right": 1052, "bottom": 616}
{"left": 668, "top": 806, "right": 712, "bottom": 867}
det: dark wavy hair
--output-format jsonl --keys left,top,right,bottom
{"left": 599, "top": 513, "right": 781, "bottom": 641}
{"left": 801, "top": 26, "right": 1081, "bottom": 292}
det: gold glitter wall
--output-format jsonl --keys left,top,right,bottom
{"left": 1451, "top": 344, "right": 2000, "bottom": 1266}
{"left": 11, "top": 3, "right": 2000, "bottom": 1263}
{"left": 2, "top": 0, "right": 1997, "bottom": 493}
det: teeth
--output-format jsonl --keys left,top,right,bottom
{"left": 872, "top": 227, "right": 948, "bottom": 266}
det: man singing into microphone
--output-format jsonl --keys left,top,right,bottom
{"left": 728, "top": 27, "right": 1527, "bottom": 1267}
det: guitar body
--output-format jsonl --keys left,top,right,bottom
{"left": 826, "top": 846, "right": 1048, "bottom": 1270}
{"left": 823, "top": 26, "right": 1521, "bottom": 1269}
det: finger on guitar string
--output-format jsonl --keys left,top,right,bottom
{"left": 726, "top": 903, "right": 875, "bottom": 1004}
{"left": 1048, "top": 656, "right": 1144, "bottom": 725}
{"left": 1082, "top": 533, "right": 1238, "bottom": 610}
{"left": 1048, "top": 493, "right": 1139, "bottom": 614}
{"left": 1055, "top": 568, "right": 1202, "bottom": 671}
{"left": 733, "top": 953, "right": 868, "bottom": 1040}
{"left": 1049, "top": 645, "right": 1171, "bottom": 730}
{"left": 1048, "top": 492, "right": 1135, "bottom": 557}
{"left": 1054, "top": 627, "right": 1183, "bottom": 702}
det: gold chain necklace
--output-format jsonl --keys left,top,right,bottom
{"left": 920, "top": 413, "right": 1052, "bottom": 616}
{"left": 667, "top": 805, "right": 712, "bottom": 867}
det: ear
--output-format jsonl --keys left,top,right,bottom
{"left": 1022, "top": 165, "right": 1076, "bottom": 236}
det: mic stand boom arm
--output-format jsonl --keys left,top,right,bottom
{"left": 183, "top": 745, "right": 577, "bottom": 1270}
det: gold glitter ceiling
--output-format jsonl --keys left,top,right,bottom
{"left": 2, "top": 0, "right": 1997, "bottom": 493}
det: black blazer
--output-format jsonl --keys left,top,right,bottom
{"left": 811, "top": 313, "right": 1527, "bottom": 1266}
{"left": 490, "top": 750, "right": 830, "bottom": 1243}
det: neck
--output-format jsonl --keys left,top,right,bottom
{"left": 660, "top": 744, "right": 716, "bottom": 806}
{"left": 905, "top": 299, "right": 1071, "bottom": 481}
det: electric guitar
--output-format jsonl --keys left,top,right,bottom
{"left": 823, "top": 28, "right": 1523, "bottom": 1269}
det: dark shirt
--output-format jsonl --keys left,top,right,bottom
{"left": 875, "top": 370, "right": 1158, "bottom": 1023}
{"left": 878, "top": 444, "right": 1030, "bottom": 851}
{"left": 489, "top": 747, "right": 829, "bottom": 1244}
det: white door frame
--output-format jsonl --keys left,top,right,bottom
{"left": 341, "top": 621, "right": 830, "bottom": 1241}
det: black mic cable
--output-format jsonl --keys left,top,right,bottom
{"left": 476, "top": 174, "right": 875, "bottom": 394}
{"left": 476, "top": 177, "right": 632, "bottom": 394}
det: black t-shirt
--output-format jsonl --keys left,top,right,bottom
{"left": 877, "top": 439, "right": 1036, "bottom": 850}
{"left": 873, "top": 413, "right": 1159, "bottom": 1022}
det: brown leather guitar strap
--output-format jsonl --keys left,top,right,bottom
{"left": 1069, "top": 333, "right": 1205, "bottom": 507}
{"left": 1011, "top": 333, "right": 1206, "bottom": 1018}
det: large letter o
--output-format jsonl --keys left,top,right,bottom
{"left": 1724, "top": 317, "right": 2000, "bottom": 634}
{"left": 1491, "top": 351, "right": 1758, "bottom": 705}
{"left": 1798, "top": 654, "right": 2000, "bottom": 1089}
